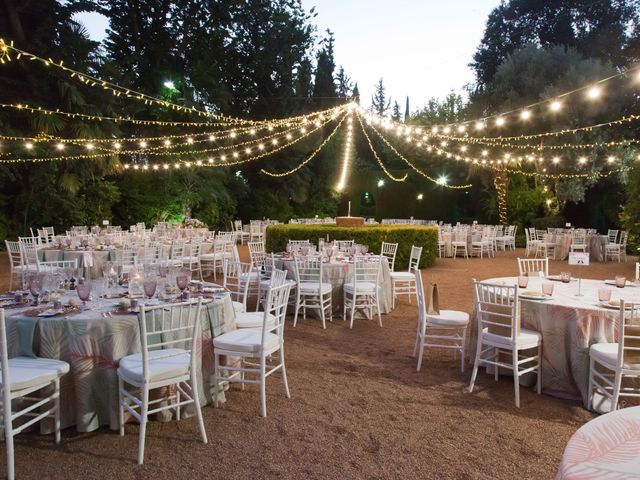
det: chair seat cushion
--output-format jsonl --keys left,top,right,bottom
{"left": 235, "top": 312, "right": 276, "bottom": 329}
{"left": 118, "top": 349, "right": 190, "bottom": 384}
{"left": 213, "top": 329, "right": 279, "bottom": 353}
{"left": 182, "top": 256, "right": 200, "bottom": 263}
{"left": 588, "top": 342, "right": 639, "bottom": 368}
{"left": 390, "top": 271, "right": 415, "bottom": 280}
{"left": 200, "top": 253, "right": 224, "bottom": 260}
{"left": 3, "top": 357, "right": 70, "bottom": 392}
{"left": 426, "top": 309, "right": 470, "bottom": 327}
{"left": 239, "top": 271, "right": 260, "bottom": 280}
{"left": 232, "top": 301, "right": 245, "bottom": 314}
{"left": 299, "top": 282, "right": 332, "bottom": 294}
{"left": 344, "top": 282, "right": 377, "bottom": 293}
{"left": 483, "top": 328, "right": 541, "bottom": 349}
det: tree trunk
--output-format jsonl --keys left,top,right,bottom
{"left": 493, "top": 169, "right": 508, "bottom": 225}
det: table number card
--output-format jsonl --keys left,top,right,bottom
{"left": 568, "top": 252, "right": 590, "bottom": 266}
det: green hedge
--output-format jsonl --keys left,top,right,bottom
{"left": 265, "top": 224, "right": 438, "bottom": 269}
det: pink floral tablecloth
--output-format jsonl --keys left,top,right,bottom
{"left": 557, "top": 406, "right": 640, "bottom": 479}
{"left": 469, "top": 277, "right": 640, "bottom": 407}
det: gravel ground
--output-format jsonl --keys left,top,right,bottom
{"left": 0, "top": 248, "right": 636, "bottom": 480}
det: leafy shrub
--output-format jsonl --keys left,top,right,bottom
{"left": 265, "top": 224, "right": 438, "bottom": 269}
{"left": 531, "top": 215, "right": 566, "bottom": 230}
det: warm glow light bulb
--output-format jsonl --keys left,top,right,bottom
{"left": 550, "top": 100, "right": 562, "bottom": 111}
{"left": 163, "top": 139, "right": 171, "bottom": 146}
{"left": 607, "top": 156, "right": 616, "bottom": 163}
{"left": 578, "top": 156, "right": 587, "bottom": 164}
{"left": 25, "top": 142, "right": 34, "bottom": 150}
{"left": 496, "top": 117, "right": 505, "bottom": 126}
{"left": 56, "top": 143, "right": 64, "bottom": 150}
{"left": 140, "top": 141, "right": 147, "bottom": 148}
{"left": 520, "top": 110, "right": 531, "bottom": 120}
{"left": 475, "top": 122, "right": 485, "bottom": 130}
{"left": 587, "top": 86, "right": 601, "bottom": 99}
{"left": 552, "top": 156, "right": 560, "bottom": 164}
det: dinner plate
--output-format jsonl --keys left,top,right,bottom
{"left": 519, "top": 291, "right": 552, "bottom": 301}
{"left": 37, "top": 309, "right": 63, "bottom": 317}
{"left": 599, "top": 300, "right": 634, "bottom": 310}
{"left": 604, "top": 280, "right": 637, "bottom": 287}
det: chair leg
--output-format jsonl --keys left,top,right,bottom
{"left": 213, "top": 354, "right": 221, "bottom": 407}
{"left": 280, "top": 348, "right": 291, "bottom": 398}
{"left": 536, "top": 344, "right": 542, "bottom": 395}
{"left": 54, "top": 378, "right": 61, "bottom": 444}
{"left": 320, "top": 294, "right": 326, "bottom": 329}
{"left": 137, "top": 387, "right": 149, "bottom": 464}
{"left": 190, "top": 376, "right": 208, "bottom": 444}
{"left": 118, "top": 377, "right": 125, "bottom": 436}
{"left": 4, "top": 392, "right": 14, "bottom": 480}
{"left": 468, "top": 335, "right": 483, "bottom": 393}
{"left": 587, "top": 358, "right": 595, "bottom": 410}
{"left": 260, "top": 357, "right": 267, "bottom": 417}
{"left": 494, "top": 348, "right": 499, "bottom": 382}
{"left": 293, "top": 292, "right": 301, "bottom": 327}
{"left": 175, "top": 384, "right": 181, "bottom": 421}
{"left": 460, "top": 328, "right": 467, "bottom": 373}
{"left": 416, "top": 336, "right": 425, "bottom": 371}
{"left": 512, "top": 351, "right": 520, "bottom": 408}
{"left": 375, "top": 293, "right": 382, "bottom": 327}
{"left": 611, "top": 371, "right": 622, "bottom": 412}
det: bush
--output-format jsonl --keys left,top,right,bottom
{"left": 265, "top": 224, "right": 438, "bottom": 269}
{"left": 531, "top": 215, "right": 566, "bottom": 230}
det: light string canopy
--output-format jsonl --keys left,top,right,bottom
{"left": 365, "top": 120, "right": 473, "bottom": 189}
{"left": 260, "top": 113, "right": 348, "bottom": 177}
{"left": 119, "top": 111, "right": 349, "bottom": 171}
{"left": 355, "top": 111, "right": 407, "bottom": 182}
{"left": 336, "top": 113, "right": 354, "bottom": 191}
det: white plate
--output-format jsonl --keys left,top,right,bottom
{"left": 519, "top": 293, "right": 552, "bottom": 301}
{"left": 37, "top": 309, "right": 63, "bottom": 317}
{"left": 604, "top": 280, "right": 636, "bottom": 287}
{"left": 598, "top": 301, "right": 633, "bottom": 310}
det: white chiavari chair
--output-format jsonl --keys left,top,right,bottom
{"left": 117, "top": 299, "right": 207, "bottom": 464}
{"left": 0, "top": 309, "right": 70, "bottom": 480}
{"left": 517, "top": 257, "right": 549, "bottom": 277}
{"left": 293, "top": 255, "right": 332, "bottom": 329}
{"left": 588, "top": 301, "right": 640, "bottom": 412}
{"left": 380, "top": 242, "right": 398, "bottom": 271}
{"left": 344, "top": 256, "right": 382, "bottom": 328}
{"left": 604, "top": 231, "right": 628, "bottom": 263}
{"left": 413, "top": 270, "right": 469, "bottom": 372}
{"left": 236, "top": 269, "right": 288, "bottom": 329}
{"left": 390, "top": 245, "right": 422, "bottom": 308}
{"left": 213, "top": 282, "right": 293, "bottom": 417}
{"left": 451, "top": 230, "right": 469, "bottom": 259}
{"left": 468, "top": 281, "right": 542, "bottom": 408}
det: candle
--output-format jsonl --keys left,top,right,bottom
{"left": 348, "top": 201, "right": 351, "bottom": 217}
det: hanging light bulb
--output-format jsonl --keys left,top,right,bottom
{"left": 520, "top": 110, "right": 531, "bottom": 120}
{"left": 587, "top": 86, "right": 601, "bottom": 99}
{"left": 495, "top": 117, "right": 505, "bottom": 126}
{"left": 550, "top": 100, "right": 562, "bottom": 112}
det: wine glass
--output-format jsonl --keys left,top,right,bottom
{"left": 361, "top": 245, "right": 368, "bottom": 255}
{"left": 143, "top": 278, "right": 157, "bottom": 301}
{"left": 28, "top": 274, "right": 42, "bottom": 305}
{"left": 176, "top": 272, "right": 189, "bottom": 292}
{"left": 76, "top": 281, "right": 92, "bottom": 309}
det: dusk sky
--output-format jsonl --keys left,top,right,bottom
{"left": 77, "top": 0, "right": 500, "bottom": 112}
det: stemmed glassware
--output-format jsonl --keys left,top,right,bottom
{"left": 76, "top": 280, "right": 92, "bottom": 309}
{"left": 143, "top": 277, "right": 158, "bottom": 302}
{"left": 28, "top": 274, "right": 43, "bottom": 305}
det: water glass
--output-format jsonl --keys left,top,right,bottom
{"left": 77, "top": 282, "right": 92, "bottom": 307}
{"left": 598, "top": 288, "right": 612, "bottom": 302}
{"left": 517, "top": 276, "right": 528, "bottom": 288}
{"left": 615, "top": 275, "right": 626, "bottom": 288}
{"left": 143, "top": 279, "right": 157, "bottom": 300}
{"left": 560, "top": 271, "right": 571, "bottom": 283}
{"left": 542, "top": 282, "right": 554, "bottom": 296}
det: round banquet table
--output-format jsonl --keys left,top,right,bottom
{"left": 38, "top": 247, "right": 117, "bottom": 280}
{"left": 469, "top": 276, "right": 640, "bottom": 407}
{"left": 549, "top": 233, "right": 608, "bottom": 262}
{"left": 4, "top": 289, "right": 236, "bottom": 433}
{"left": 273, "top": 254, "right": 393, "bottom": 316}
{"left": 556, "top": 406, "right": 640, "bottom": 479}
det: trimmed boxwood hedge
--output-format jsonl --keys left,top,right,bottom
{"left": 265, "top": 224, "right": 438, "bottom": 269}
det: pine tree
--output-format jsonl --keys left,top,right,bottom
{"left": 371, "top": 78, "right": 391, "bottom": 116}
{"left": 312, "top": 29, "right": 337, "bottom": 107}
{"left": 404, "top": 96, "right": 410, "bottom": 122}
{"left": 351, "top": 83, "right": 360, "bottom": 103}
{"left": 391, "top": 101, "right": 402, "bottom": 121}
{"left": 335, "top": 66, "right": 352, "bottom": 98}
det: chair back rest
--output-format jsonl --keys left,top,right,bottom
{"left": 116, "top": 247, "right": 138, "bottom": 267}
{"left": 517, "top": 257, "right": 548, "bottom": 277}
{"left": 618, "top": 301, "right": 640, "bottom": 369}
{"left": 248, "top": 241, "right": 266, "bottom": 267}
{"left": 415, "top": 269, "right": 427, "bottom": 333}
{"left": 454, "top": 231, "right": 467, "bottom": 242}
{"left": 268, "top": 269, "right": 288, "bottom": 288}
{"left": 572, "top": 231, "right": 586, "bottom": 244}
{"left": 138, "top": 299, "right": 203, "bottom": 382}
{"left": 38, "top": 259, "right": 78, "bottom": 272}
{"left": 170, "top": 241, "right": 185, "bottom": 259}
{"left": 294, "top": 255, "right": 322, "bottom": 284}
{"left": 473, "top": 280, "right": 519, "bottom": 341}
{"left": 5, "top": 240, "right": 22, "bottom": 268}
{"left": 620, "top": 231, "right": 628, "bottom": 247}
{"left": 335, "top": 240, "right": 354, "bottom": 252}
{"left": 20, "top": 243, "right": 39, "bottom": 267}
{"left": 223, "top": 260, "right": 251, "bottom": 306}
{"left": 353, "top": 256, "right": 380, "bottom": 285}
{"left": 380, "top": 242, "right": 398, "bottom": 270}
{"left": 189, "top": 243, "right": 202, "bottom": 258}
{"left": 0, "top": 310, "right": 11, "bottom": 412}
{"left": 261, "top": 282, "right": 293, "bottom": 344}
{"left": 408, "top": 245, "right": 423, "bottom": 271}
{"left": 18, "top": 236, "right": 39, "bottom": 248}
{"left": 608, "top": 229, "right": 619, "bottom": 243}
{"left": 142, "top": 244, "right": 161, "bottom": 265}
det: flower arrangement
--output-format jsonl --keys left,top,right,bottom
{"left": 182, "top": 218, "right": 207, "bottom": 228}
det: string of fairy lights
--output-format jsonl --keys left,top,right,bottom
{"left": 0, "top": 37, "right": 638, "bottom": 199}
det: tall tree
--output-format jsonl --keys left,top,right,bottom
{"left": 471, "top": 0, "right": 640, "bottom": 90}
{"left": 313, "top": 29, "right": 337, "bottom": 107}
{"left": 391, "top": 101, "right": 402, "bottom": 121}
{"left": 335, "top": 66, "right": 352, "bottom": 98}
{"left": 371, "top": 78, "right": 391, "bottom": 116}
{"left": 351, "top": 82, "right": 360, "bottom": 103}
{"left": 404, "top": 96, "right": 410, "bottom": 123}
